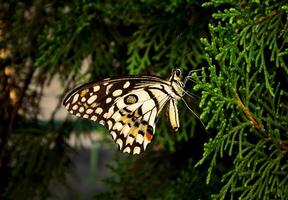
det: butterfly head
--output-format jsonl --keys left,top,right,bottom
{"left": 169, "top": 69, "right": 185, "bottom": 98}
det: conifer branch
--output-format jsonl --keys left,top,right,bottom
{"left": 276, "top": 140, "right": 288, "bottom": 154}
{"left": 234, "top": 92, "right": 265, "bottom": 132}
{"left": 235, "top": 91, "right": 288, "bottom": 154}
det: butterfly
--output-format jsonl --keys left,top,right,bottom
{"left": 63, "top": 69, "right": 190, "bottom": 155}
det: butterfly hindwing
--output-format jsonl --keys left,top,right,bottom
{"left": 106, "top": 88, "right": 171, "bottom": 154}
{"left": 63, "top": 76, "right": 174, "bottom": 154}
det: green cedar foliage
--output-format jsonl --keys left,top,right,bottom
{"left": 194, "top": 0, "right": 288, "bottom": 199}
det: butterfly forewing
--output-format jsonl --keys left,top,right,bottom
{"left": 63, "top": 76, "right": 175, "bottom": 154}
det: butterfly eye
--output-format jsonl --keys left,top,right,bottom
{"left": 174, "top": 69, "right": 182, "bottom": 77}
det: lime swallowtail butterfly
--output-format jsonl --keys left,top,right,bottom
{"left": 63, "top": 69, "right": 189, "bottom": 154}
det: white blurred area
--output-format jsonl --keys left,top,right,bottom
{"left": 37, "top": 74, "right": 102, "bottom": 148}
{"left": 37, "top": 74, "right": 68, "bottom": 120}
{"left": 37, "top": 55, "right": 105, "bottom": 149}
{"left": 36, "top": 57, "right": 115, "bottom": 197}
{"left": 38, "top": 55, "right": 92, "bottom": 121}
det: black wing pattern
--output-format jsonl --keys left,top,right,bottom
{"left": 63, "top": 76, "right": 175, "bottom": 154}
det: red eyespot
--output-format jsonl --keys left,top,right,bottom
{"left": 145, "top": 132, "right": 152, "bottom": 141}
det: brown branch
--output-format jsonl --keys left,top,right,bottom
{"left": 235, "top": 92, "right": 288, "bottom": 154}
{"left": 235, "top": 93, "right": 265, "bottom": 132}
{"left": 276, "top": 141, "right": 288, "bottom": 155}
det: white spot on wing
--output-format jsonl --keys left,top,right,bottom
{"left": 65, "top": 103, "right": 70, "bottom": 109}
{"left": 106, "top": 84, "right": 113, "bottom": 95}
{"left": 106, "top": 97, "right": 112, "bottom": 103}
{"left": 83, "top": 114, "right": 89, "bottom": 118}
{"left": 93, "top": 85, "right": 100, "bottom": 92}
{"left": 113, "top": 122, "right": 123, "bottom": 131}
{"left": 95, "top": 107, "right": 103, "bottom": 114}
{"left": 126, "top": 136, "right": 134, "bottom": 145}
{"left": 123, "top": 147, "right": 131, "bottom": 153}
{"left": 103, "top": 113, "right": 108, "bottom": 118}
{"left": 123, "top": 81, "right": 130, "bottom": 88}
{"left": 136, "top": 134, "right": 144, "bottom": 144}
{"left": 72, "top": 93, "right": 79, "bottom": 104}
{"left": 133, "top": 146, "right": 141, "bottom": 154}
{"left": 91, "top": 115, "right": 97, "bottom": 121}
{"left": 110, "top": 131, "right": 117, "bottom": 140}
{"left": 121, "top": 125, "right": 130, "bottom": 137}
{"left": 72, "top": 105, "right": 78, "bottom": 110}
{"left": 112, "top": 89, "right": 123, "bottom": 97}
{"left": 81, "top": 97, "right": 86, "bottom": 102}
{"left": 143, "top": 139, "right": 149, "bottom": 150}
{"left": 107, "top": 120, "right": 113, "bottom": 129}
{"left": 86, "top": 109, "right": 93, "bottom": 114}
{"left": 116, "top": 138, "right": 123, "bottom": 149}
{"left": 87, "top": 95, "right": 97, "bottom": 104}
{"left": 107, "top": 106, "right": 115, "bottom": 118}
{"left": 79, "top": 107, "right": 84, "bottom": 113}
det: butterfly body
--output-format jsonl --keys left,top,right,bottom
{"left": 63, "top": 70, "right": 185, "bottom": 154}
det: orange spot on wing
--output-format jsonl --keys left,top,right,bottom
{"left": 145, "top": 132, "right": 152, "bottom": 141}
{"left": 91, "top": 102, "right": 98, "bottom": 108}
{"left": 80, "top": 89, "right": 89, "bottom": 97}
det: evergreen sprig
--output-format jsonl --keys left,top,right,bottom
{"left": 89, "top": 0, "right": 208, "bottom": 75}
{"left": 194, "top": 0, "right": 288, "bottom": 199}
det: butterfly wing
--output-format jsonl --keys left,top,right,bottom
{"left": 63, "top": 76, "right": 175, "bottom": 154}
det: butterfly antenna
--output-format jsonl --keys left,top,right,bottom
{"left": 181, "top": 98, "right": 206, "bottom": 128}
{"left": 184, "top": 67, "right": 207, "bottom": 86}
{"left": 183, "top": 90, "right": 200, "bottom": 99}
{"left": 185, "top": 76, "right": 196, "bottom": 83}
{"left": 184, "top": 75, "right": 192, "bottom": 86}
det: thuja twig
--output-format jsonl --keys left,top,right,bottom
{"left": 235, "top": 92, "right": 265, "bottom": 132}
{"left": 235, "top": 92, "right": 288, "bottom": 154}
